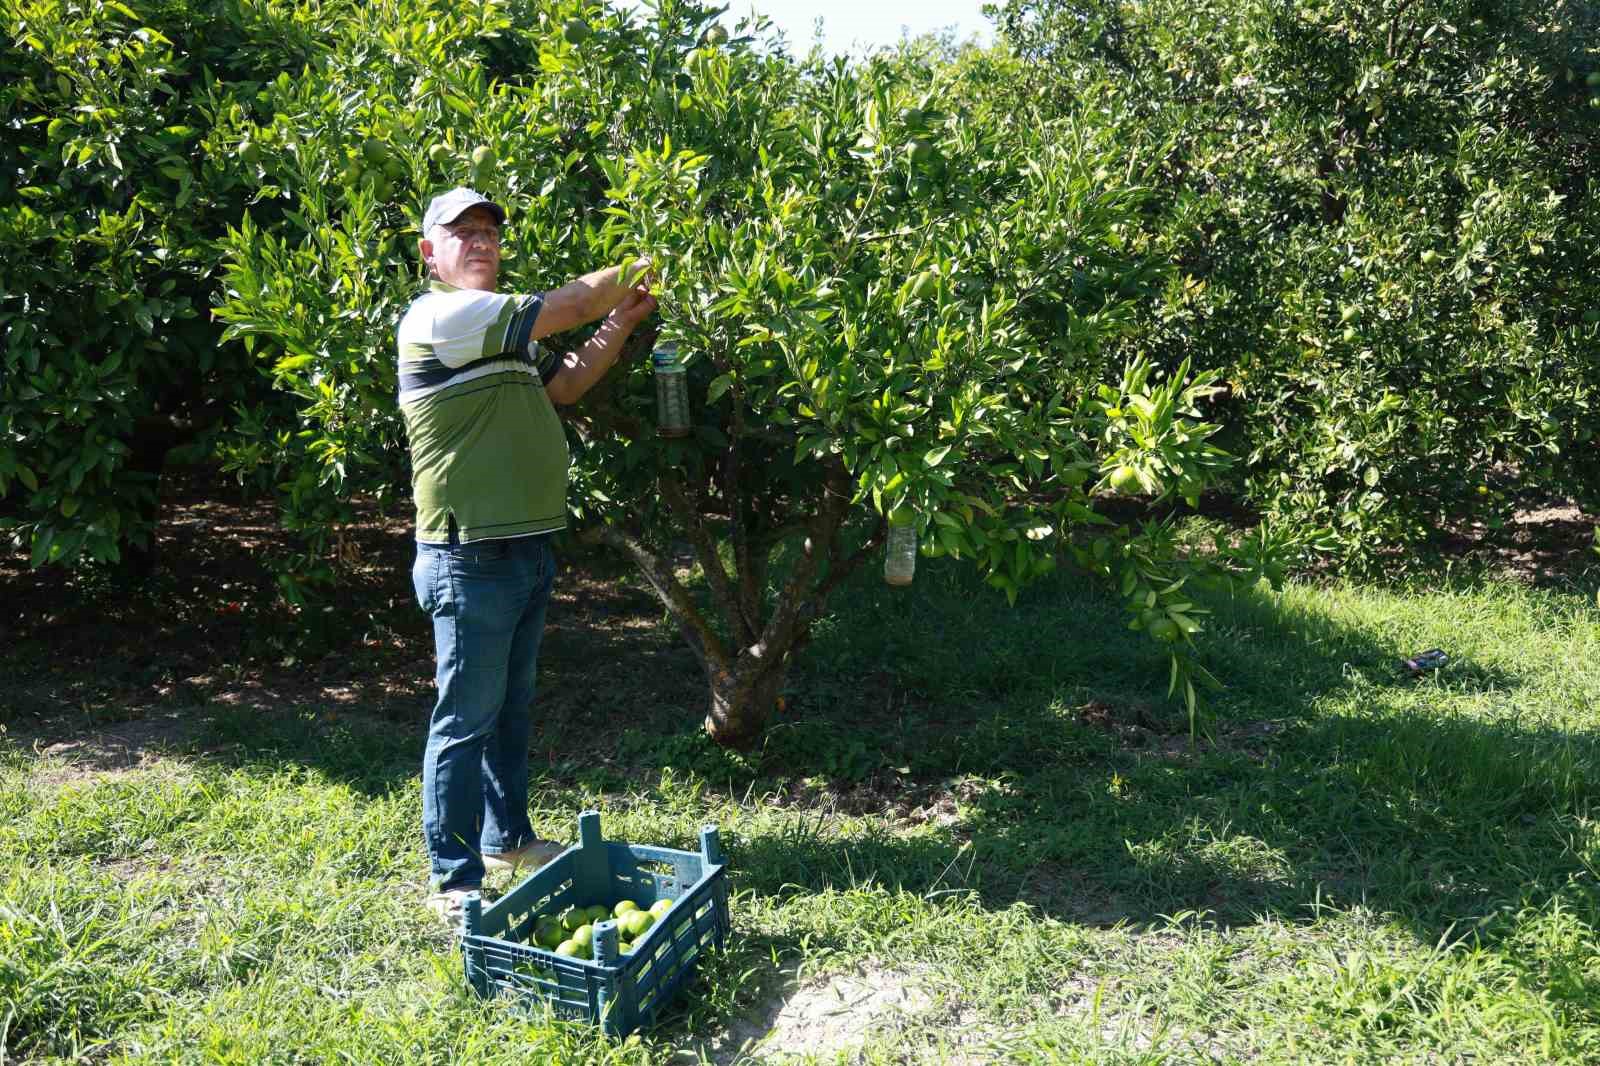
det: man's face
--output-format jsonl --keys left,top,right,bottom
{"left": 421, "top": 205, "right": 501, "bottom": 291}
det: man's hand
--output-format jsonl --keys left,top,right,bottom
{"left": 608, "top": 284, "right": 658, "bottom": 332}
{"left": 545, "top": 281, "right": 659, "bottom": 406}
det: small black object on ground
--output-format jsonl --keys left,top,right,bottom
{"left": 1399, "top": 648, "right": 1449, "bottom": 676}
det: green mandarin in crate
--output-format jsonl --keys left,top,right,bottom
{"left": 534, "top": 917, "right": 564, "bottom": 949}
{"left": 613, "top": 900, "right": 640, "bottom": 918}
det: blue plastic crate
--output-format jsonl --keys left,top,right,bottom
{"left": 460, "top": 810, "right": 729, "bottom": 1036}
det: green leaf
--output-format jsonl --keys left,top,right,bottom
{"left": 29, "top": 528, "right": 54, "bottom": 569}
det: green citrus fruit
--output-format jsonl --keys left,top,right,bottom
{"left": 649, "top": 898, "right": 674, "bottom": 918}
{"left": 471, "top": 144, "right": 493, "bottom": 168}
{"left": 1147, "top": 617, "right": 1180, "bottom": 642}
{"left": 1587, "top": 71, "right": 1600, "bottom": 88}
{"left": 362, "top": 137, "right": 387, "bottom": 166}
{"left": 908, "top": 270, "right": 936, "bottom": 300}
{"left": 560, "top": 906, "right": 585, "bottom": 932}
{"left": 907, "top": 139, "right": 934, "bottom": 165}
{"left": 704, "top": 24, "right": 727, "bottom": 46}
{"left": 562, "top": 18, "right": 590, "bottom": 44}
{"left": 1420, "top": 249, "right": 1439, "bottom": 264}
{"left": 1108, "top": 465, "right": 1142, "bottom": 495}
{"left": 535, "top": 924, "right": 563, "bottom": 949}
{"left": 571, "top": 923, "right": 594, "bottom": 949}
{"left": 621, "top": 910, "right": 654, "bottom": 938}
{"left": 585, "top": 904, "right": 610, "bottom": 924}
{"left": 613, "top": 900, "right": 640, "bottom": 918}
{"left": 1341, "top": 326, "right": 1357, "bottom": 343}
{"left": 428, "top": 143, "right": 450, "bottom": 164}
{"left": 239, "top": 140, "right": 260, "bottom": 165}
{"left": 555, "top": 938, "right": 580, "bottom": 957}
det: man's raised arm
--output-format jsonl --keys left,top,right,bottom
{"left": 532, "top": 257, "right": 652, "bottom": 339}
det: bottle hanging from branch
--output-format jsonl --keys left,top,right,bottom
{"left": 652, "top": 342, "right": 691, "bottom": 438}
{"left": 883, "top": 513, "right": 918, "bottom": 587}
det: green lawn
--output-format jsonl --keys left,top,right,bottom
{"left": 5, "top": 552, "right": 1600, "bottom": 1064}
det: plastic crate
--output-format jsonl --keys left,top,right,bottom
{"left": 460, "top": 810, "right": 729, "bottom": 1036}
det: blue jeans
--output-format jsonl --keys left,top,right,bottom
{"left": 412, "top": 533, "right": 555, "bottom": 891}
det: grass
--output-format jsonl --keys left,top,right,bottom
{"left": 4, "top": 545, "right": 1600, "bottom": 1064}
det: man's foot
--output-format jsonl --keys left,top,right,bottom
{"left": 426, "top": 886, "right": 480, "bottom": 932}
{"left": 482, "top": 838, "right": 565, "bottom": 873}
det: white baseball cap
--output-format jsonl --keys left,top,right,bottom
{"left": 421, "top": 187, "right": 505, "bottom": 233}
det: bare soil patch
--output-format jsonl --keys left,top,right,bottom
{"left": 27, "top": 710, "right": 208, "bottom": 785}
{"left": 1431, "top": 498, "right": 1597, "bottom": 584}
{"left": 0, "top": 468, "right": 693, "bottom": 766}
{"left": 700, "top": 959, "right": 972, "bottom": 1065}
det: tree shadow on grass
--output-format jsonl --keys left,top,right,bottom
{"left": 11, "top": 521, "right": 1594, "bottom": 970}
{"left": 706, "top": 558, "right": 1597, "bottom": 956}
{"left": 85, "top": 548, "right": 1591, "bottom": 967}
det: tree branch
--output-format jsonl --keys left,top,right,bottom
{"left": 814, "top": 519, "right": 887, "bottom": 604}
{"left": 658, "top": 470, "right": 753, "bottom": 645}
{"left": 1384, "top": 0, "right": 1422, "bottom": 60}
{"left": 577, "top": 524, "right": 730, "bottom": 671}
{"left": 748, "top": 459, "right": 853, "bottom": 663}
{"left": 725, "top": 405, "right": 763, "bottom": 641}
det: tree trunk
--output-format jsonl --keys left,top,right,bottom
{"left": 704, "top": 657, "right": 788, "bottom": 750}
{"left": 579, "top": 450, "right": 881, "bottom": 751}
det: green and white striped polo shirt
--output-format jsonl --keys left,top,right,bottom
{"left": 397, "top": 281, "right": 570, "bottom": 544}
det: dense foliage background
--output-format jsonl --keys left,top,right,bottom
{"left": 995, "top": 0, "right": 1600, "bottom": 562}
{"left": 3, "top": 0, "right": 1596, "bottom": 737}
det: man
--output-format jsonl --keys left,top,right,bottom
{"left": 398, "top": 187, "right": 655, "bottom": 924}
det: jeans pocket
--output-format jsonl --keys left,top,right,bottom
{"left": 413, "top": 548, "right": 440, "bottom": 614}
